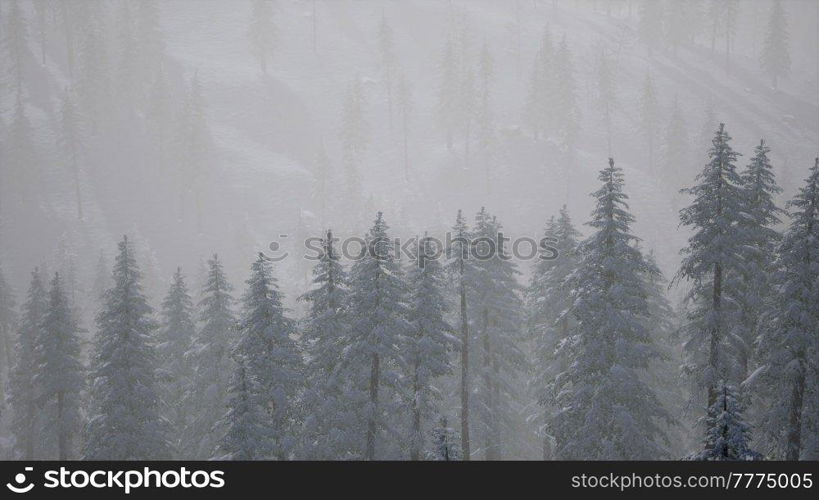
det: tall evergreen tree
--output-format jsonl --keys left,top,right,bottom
{"left": 406, "top": 236, "right": 454, "bottom": 459}
{"left": 7, "top": 269, "right": 47, "bottom": 459}
{"left": 527, "top": 206, "right": 581, "bottom": 459}
{"left": 83, "top": 236, "right": 171, "bottom": 460}
{"left": 675, "top": 124, "right": 746, "bottom": 412}
{"left": 555, "top": 159, "right": 668, "bottom": 459}
{"left": 35, "top": 272, "right": 85, "bottom": 459}
{"left": 220, "top": 254, "right": 301, "bottom": 460}
{"left": 183, "top": 254, "right": 237, "bottom": 459}
{"left": 736, "top": 140, "right": 782, "bottom": 380}
{"left": 157, "top": 267, "right": 196, "bottom": 456}
{"left": 345, "top": 212, "right": 409, "bottom": 459}
{"left": 299, "top": 232, "right": 360, "bottom": 459}
{"left": 760, "top": 0, "right": 790, "bottom": 89}
{"left": 469, "top": 208, "right": 526, "bottom": 460}
{"left": 248, "top": 0, "right": 275, "bottom": 75}
{"left": 756, "top": 158, "right": 819, "bottom": 460}
{"left": 445, "top": 209, "right": 474, "bottom": 459}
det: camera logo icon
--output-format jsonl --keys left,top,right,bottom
{"left": 6, "top": 467, "right": 35, "bottom": 494}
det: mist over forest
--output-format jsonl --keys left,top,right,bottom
{"left": 0, "top": 0, "right": 817, "bottom": 461}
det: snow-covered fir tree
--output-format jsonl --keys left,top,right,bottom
{"left": 689, "top": 381, "right": 761, "bottom": 461}
{"left": 736, "top": 140, "right": 782, "bottom": 380}
{"left": 555, "top": 159, "right": 669, "bottom": 459}
{"left": 406, "top": 235, "right": 455, "bottom": 459}
{"left": 675, "top": 123, "right": 747, "bottom": 410}
{"left": 430, "top": 415, "right": 462, "bottom": 461}
{"left": 345, "top": 212, "right": 409, "bottom": 459}
{"left": 157, "top": 267, "right": 196, "bottom": 457}
{"left": 469, "top": 208, "right": 526, "bottom": 460}
{"left": 182, "top": 254, "right": 237, "bottom": 459}
{"left": 35, "top": 272, "right": 85, "bottom": 459}
{"left": 83, "top": 236, "right": 171, "bottom": 460}
{"left": 299, "top": 231, "right": 361, "bottom": 459}
{"left": 220, "top": 253, "right": 301, "bottom": 460}
{"left": 7, "top": 268, "right": 47, "bottom": 459}
{"left": 756, "top": 158, "right": 819, "bottom": 460}
{"left": 527, "top": 205, "right": 581, "bottom": 459}
{"left": 219, "top": 356, "right": 269, "bottom": 460}
{"left": 445, "top": 209, "right": 475, "bottom": 459}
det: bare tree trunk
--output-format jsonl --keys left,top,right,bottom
{"left": 58, "top": 391, "right": 67, "bottom": 460}
{"left": 786, "top": 368, "right": 805, "bottom": 460}
{"left": 366, "top": 352, "right": 380, "bottom": 460}
{"left": 459, "top": 273, "right": 471, "bottom": 460}
{"left": 708, "top": 261, "right": 722, "bottom": 409}
{"left": 411, "top": 360, "right": 421, "bottom": 460}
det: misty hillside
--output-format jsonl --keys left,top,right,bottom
{"left": 1, "top": 0, "right": 817, "bottom": 304}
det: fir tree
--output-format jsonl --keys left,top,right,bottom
{"left": 83, "top": 236, "right": 171, "bottom": 460}
{"left": 555, "top": 159, "right": 669, "bottom": 459}
{"left": 760, "top": 0, "right": 790, "bottom": 89}
{"left": 445, "top": 209, "right": 474, "bottom": 459}
{"left": 527, "top": 206, "right": 581, "bottom": 459}
{"left": 299, "top": 232, "right": 361, "bottom": 459}
{"left": 406, "top": 236, "right": 454, "bottom": 459}
{"left": 157, "top": 267, "right": 196, "bottom": 456}
{"left": 220, "top": 253, "right": 301, "bottom": 460}
{"left": 430, "top": 416, "right": 462, "bottom": 460}
{"left": 35, "top": 272, "right": 85, "bottom": 459}
{"left": 690, "top": 382, "right": 761, "bottom": 461}
{"left": 248, "top": 0, "right": 275, "bottom": 75}
{"left": 756, "top": 158, "right": 819, "bottom": 460}
{"left": 675, "top": 124, "right": 746, "bottom": 410}
{"left": 345, "top": 212, "right": 409, "bottom": 459}
{"left": 469, "top": 208, "right": 526, "bottom": 460}
{"left": 736, "top": 140, "right": 782, "bottom": 380}
{"left": 7, "top": 269, "right": 47, "bottom": 459}
{"left": 183, "top": 254, "right": 237, "bottom": 459}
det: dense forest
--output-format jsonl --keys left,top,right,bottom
{"left": 0, "top": 1, "right": 817, "bottom": 460}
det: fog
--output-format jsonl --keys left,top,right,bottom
{"left": 0, "top": 0, "right": 817, "bottom": 460}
